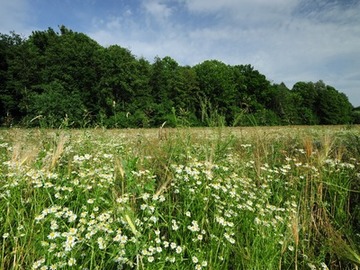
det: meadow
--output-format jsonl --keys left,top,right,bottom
{"left": 0, "top": 126, "right": 359, "bottom": 270}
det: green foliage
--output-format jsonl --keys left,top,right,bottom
{"left": 0, "top": 32, "right": 38, "bottom": 124}
{"left": 26, "top": 81, "right": 85, "bottom": 127}
{"left": 194, "top": 60, "right": 237, "bottom": 123}
{"left": 266, "top": 83, "right": 300, "bottom": 125}
{"left": 352, "top": 108, "right": 360, "bottom": 124}
{"left": 0, "top": 27, "right": 355, "bottom": 127}
{"left": 318, "top": 85, "right": 353, "bottom": 124}
{"left": 292, "top": 81, "right": 320, "bottom": 124}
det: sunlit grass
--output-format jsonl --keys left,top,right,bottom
{"left": 0, "top": 126, "right": 359, "bottom": 269}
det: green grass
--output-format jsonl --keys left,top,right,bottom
{"left": 0, "top": 126, "right": 359, "bottom": 269}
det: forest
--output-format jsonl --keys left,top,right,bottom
{"left": 0, "top": 26, "right": 359, "bottom": 128}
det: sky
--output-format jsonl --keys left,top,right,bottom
{"left": 1, "top": 0, "right": 359, "bottom": 107}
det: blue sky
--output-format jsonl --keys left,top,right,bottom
{"left": 1, "top": 0, "right": 359, "bottom": 106}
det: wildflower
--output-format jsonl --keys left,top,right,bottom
{"left": 68, "top": 257, "right": 76, "bottom": 266}
{"left": 35, "top": 214, "right": 46, "bottom": 222}
{"left": 114, "top": 255, "right": 127, "bottom": 263}
{"left": 149, "top": 216, "right": 158, "bottom": 223}
{"left": 87, "top": 198, "right": 94, "bottom": 204}
{"left": 185, "top": 211, "right": 191, "bottom": 217}
{"left": 97, "top": 237, "right": 106, "bottom": 250}
{"left": 170, "top": 242, "right": 177, "bottom": 249}
{"left": 72, "top": 179, "right": 79, "bottom": 185}
{"left": 202, "top": 261, "right": 208, "bottom": 267}
{"left": 188, "top": 220, "right": 200, "bottom": 232}
{"left": 148, "top": 256, "right": 155, "bottom": 262}
{"left": 116, "top": 194, "right": 129, "bottom": 204}
{"left": 32, "top": 258, "right": 45, "bottom": 269}
{"left": 176, "top": 246, "right": 183, "bottom": 254}
{"left": 254, "top": 217, "right": 261, "bottom": 225}
{"left": 68, "top": 213, "right": 77, "bottom": 223}
{"left": 113, "top": 234, "right": 121, "bottom": 242}
{"left": 195, "top": 264, "right": 202, "bottom": 270}
{"left": 148, "top": 246, "right": 155, "bottom": 254}
{"left": 41, "top": 241, "right": 49, "bottom": 247}
{"left": 120, "top": 235, "right": 128, "bottom": 244}
{"left": 50, "top": 220, "right": 59, "bottom": 231}
{"left": 228, "top": 237, "right": 236, "bottom": 244}
{"left": 246, "top": 200, "right": 253, "bottom": 206}
{"left": 2, "top": 233, "right": 9, "bottom": 239}
{"left": 192, "top": 256, "right": 199, "bottom": 263}
{"left": 98, "top": 212, "right": 111, "bottom": 222}
{"left": 142, "top": 193, "right": 150, "bottom": 200}
{"left": 67, "top": 228, "right": 78, "bottom": 235}
{"left": 224, "top": 232, "right": 235, "bottom": 244}
{"left": 48, "top": 231, "right": 60, "bottom": 240}
{"left": 216, "top": 216, "right": 226, "bottom": 226}
{"left": 172, "top": 222, "right": 179, "bottom": 231}
{"left": 166, "top": 256, "right": 176, "bottom": 263}
{"left": 17, "top": 225, "right": 24, "bottom": 232}
{"left": 171, "top": 219, "right": 179, "bottom": 231}
{"left": 64, "top": 235, "right": 77, "bottom": 251}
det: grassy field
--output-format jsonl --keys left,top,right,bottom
{"left": 0, "top": 126, "right": 359, "bottom": 270}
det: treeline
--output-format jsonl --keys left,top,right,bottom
{"left": 0, "top": 26, "right": 358, "bottom": 128}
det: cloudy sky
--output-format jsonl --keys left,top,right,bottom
{"left": 1, "top": 0, "right": 359, "bottom": 106}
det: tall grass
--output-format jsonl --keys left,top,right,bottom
{"left": 0, "top": 126, "right": 359, "bottom": 269}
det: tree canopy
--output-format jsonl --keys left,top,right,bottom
{"left": 0, "top": 26, "right": 356, "bottom": 128}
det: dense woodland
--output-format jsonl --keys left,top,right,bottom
{"left": 1, "top": 26, "right": 359, "bottom": 128}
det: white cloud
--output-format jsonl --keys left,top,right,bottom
{"left": 142, "top": 0, "right": 173, "bottom": 22}
{"left": 183, "top": 0, "right": 298, "bottom": 22}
